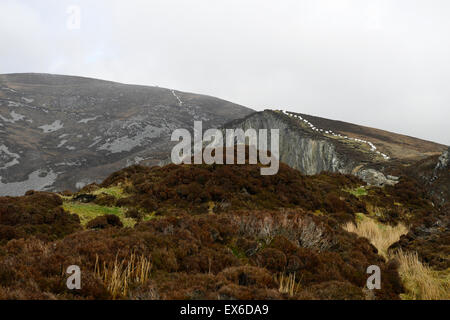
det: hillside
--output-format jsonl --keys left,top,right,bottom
{"left": 223, "top": 110, "right": 447, "bottom": 185}
{"left": 1, "top": 74, "right": 446, "bottom": 197}
{"left": 290, "top": 112, "right": 446, "bottom": 161}
{"left": 0, "top": 156, "right": 447, "bottom": 300}
{"left": 0, "top": 73, "right": 253, "bottom": 195}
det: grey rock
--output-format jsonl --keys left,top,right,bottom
{"left": 223, "top": 110, "right": 360, "bottom": 175}
{"left": 357, "top": 169, "right": 398, "bottom": 187}
{"left": 223, "top": 110, "right": 374, "bottom": 175}
{"left": 435, "top": 147, "right": 449, "bottom": 171}
{"left": 223, "top": 110, "right": 408, "bottom": 187}
{"left": 0, "top": 73, "right": 253, "bottom": 195}
{"left": 386, "top": 175, "right": 399, "bottom": 181}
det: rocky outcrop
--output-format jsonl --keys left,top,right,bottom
{"left": 356, "top": 169, "right": 398, "bottom": 187}
{"left": 435, "top": 147, "right": 449, "bottom": 172}
{"left": 222, "top": 110, "right": 405, "bottom": 186}
{"left": 223, "top": 110, "right": 369, "bottom": 176}
{"left": 431, "top": 147, "right": 450, "bottom": 207}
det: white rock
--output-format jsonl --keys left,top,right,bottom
{"left": 39, "top": 120, "right": 63, "bottom": 133}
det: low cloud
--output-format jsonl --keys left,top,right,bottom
{"left": 0, "top": 0, "right": 448, "bottom": 145}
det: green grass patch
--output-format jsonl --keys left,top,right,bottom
{"left": 354, "top": 212, "right": 366, "bottom": 223}
{"left": 92, "top": 186, "right": 127, "bottom": 199}
{"left": 142, "top": 211, "right": 157, "bottom": 222}
{"left": 62, "top": 202, "right": 135, "bottom": 227}
{"left": 345, "top": 186, "right": 368, "bottom": 197}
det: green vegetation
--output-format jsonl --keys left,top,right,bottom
{"left": 345, "top": 186, "right": 368, "bottom": 197}
{"left": 397, "top": 251, "right": 450, "bottom": 300}
{"left": 92, "top": 186, "right": 127, "bottom": 199}
{"left": 62, "top": 202, "right": 135, "bottom": 227}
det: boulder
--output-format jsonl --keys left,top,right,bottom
{"left": 435, "top": 147, "right": 449, "bottom": 171}
{"left": 357, "top": 169, "right": 398, "bottom": 187}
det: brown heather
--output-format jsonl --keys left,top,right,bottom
{"left": 0, "top": 152, "right": 446, "bottom": 300}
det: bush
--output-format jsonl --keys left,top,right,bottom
{"left": 0, "top": 192, "right": 81, "bottom": 242}
{"left": 125, "top": 208, "right": 145, "bottom": 221}
{"left": 86, "top": 215, "right": 123, "bottom": 229}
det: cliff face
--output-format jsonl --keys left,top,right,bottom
{"left": 223, "top": 110, "right": 364, "bottom": 175}
{"left": 408, "top": 146, "right": 450, "bottom": 208}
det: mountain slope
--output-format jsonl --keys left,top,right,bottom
{"left": 0, "top": 159, "right": 409, "bottom": 300}
{"left": 223, "top": 110, "right": 447, "bottom": 183}
{"left": 290, "top": 111, "right": 446, "bottom": 161}
{"left": 0, "top": 73, "right": 253, "bottom": 195}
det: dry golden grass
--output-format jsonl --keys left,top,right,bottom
{"left": 392, "top": 250, "right": 449, "bottom": 300}
{"left": 343, "top": 216, "right": 408, "bottom": 259}
{"left": 94, "top": 253, "right": 152, "bottom": 299}
{"left": 276, "top": 273, "right": 301, "bottom": 297}
{"left": 343, "top": 215, "right": 449, "bottom": 300}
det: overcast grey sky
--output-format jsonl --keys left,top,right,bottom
{"left": 0, "top": 0, "right": 449, "bottom": 145}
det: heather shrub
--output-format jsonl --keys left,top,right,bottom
{"left": 1, "top": 155, "right": 429, "bottom": 300}
{"left": 125, "top": 208, "right": 145, "bottom": 221}
{"left": 305, "top": 281, "right": 366, "bottom": 300}
{"left": 97, "top": 160, "right": 365, "bottom": 223}
{"left": 86, "top": 215, "right": 123, "bottom": 229}
{"left": 218, "top": 266, "right": 276, "bottom": 288}
{"left": 234, "top": 210, "right": 335, "bottom": 251}
{"left": 0, "top": 192, "right": 81, "bottom": 242}
{"left": 93, "top": 194, "right": 117, "bottom": 207}
{"left": 0, "top": 209, "right": 404, "bottom": 299}
{"left": 255, "top": 248, "right": 287, "bottom": 272}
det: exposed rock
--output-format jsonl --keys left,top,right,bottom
{"left": 386, "top": 175, "right": 399, "bottom": 181}
{"left": 404, "top": 147, "right": 450, "bottom": 209}
{"left": 435, "top": 147, "right": 449, "bottom": 171}
{"left": 0, "top": 73, "right": 253, "bottom": 195}
{"left": 356, "top": 169, "right": 398, "bottom": 187}
{"left": 223, "top": 110, "right": 363, "bottom": 175}
{"left": 223, "top": 110, "right": 444, "bottom": 186}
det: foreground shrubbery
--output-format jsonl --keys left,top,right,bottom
{"left": 0, "top": 209, "right": 403, "bottom": 299}
{"left": 96, "top": 162, "right": 365, "bottom": 223}
{"left": 344, "top": 215, "right": 449, "bottom": 300}
{"left": 0, "top": 191, "right": 81, "bottom": 243}
{"left": 0, "top": 156, "right": 445, "bottom": 300}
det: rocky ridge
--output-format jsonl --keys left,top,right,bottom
{"left": 222, "top": 109, "right": 446, "bottom": 186}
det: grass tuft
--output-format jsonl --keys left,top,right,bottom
{"left": 343, "top": 215, "right": 449, "bottom": 300}
{"left": 343, "top": 215, "right": 407, "bottom": 259}
{"left": 276, "top": 273, "right": 301, "bottom": 297}
{"left": 92, "top": 186, "right": 127, "bottom": 199}
{"left": 393, "top": 250, "right": 449, "bottom": 300}
{"left": 94, "top": 252, "right": 152, "bottom": 299}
